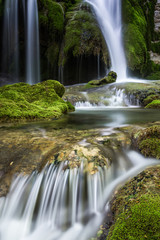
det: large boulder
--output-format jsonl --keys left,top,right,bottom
{"left": 0, "top": 80, "right": 74, "bottom": 122}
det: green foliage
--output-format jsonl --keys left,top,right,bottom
{"left": 151, "top": 41, "right": 160, "bottom": 54}
{"left": 0, "top": 80, "right": 74, "bottom": 122}
{"left": 146, "top": 70, "right": 160, "bottom": 80}
{"left": 107, "top": 194, "right": 160, "bottom": 240}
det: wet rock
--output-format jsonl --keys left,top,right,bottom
{"left": 0, "top": 122, "right": 134, "bottom": 196}
{"left": 132, "top": 124, "right": 160, "bottom": 159}
{"left": 88, "top": 71, "right": 117, "bottom": 86}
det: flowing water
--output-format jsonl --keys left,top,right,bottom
{"left": 1, "top": 0, "right": 40, "bottom": 84}
{"left": 85, "top": 0, "right": 127, "bottom": 80}
{"left": 0, "top": 106, "right": 160, "bottom": 239}
{"left": 26, "top": 0, "right": 40, "bottom": 84}
{"left": 0, "top": 0, "right": 159, "bottom": 239}
{"left": 0, "top": 150, "right": 158, "bottom": 240}
{"left": 2, "top": 0, "right": 19, "bottom": 78}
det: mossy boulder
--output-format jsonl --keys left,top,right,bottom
{"left": 133, "top": 125, "right": 160, "bottom": 159}
{"left": 145, "top": 99, "right": 160, "bottom": 108}
{"left": 107, "top": 194, "right": 160, "bottom": 240}
{"left": 143, "top": 94, "right": 160, "bottom": 106}
{"left": 0, "top": 80, "right": 74, "bottom": 122}
{"left": 105, "top": 164, "right": 160, "bottom": 240}
{"left": 87, "top": 71, "right": 117, "bottom": 87}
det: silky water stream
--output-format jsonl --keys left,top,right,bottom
{"left": 0, "top": 105, "right": 160, "bottom": 240}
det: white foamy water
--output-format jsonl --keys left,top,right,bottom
{"left": 85, "top": 0, "right": 127, "bottom": 80}
{"left": 26, "top": 0, "right": 40, "bottom": 84}
{"left": 0, "top": 152, "right": 158, "bottom": 240}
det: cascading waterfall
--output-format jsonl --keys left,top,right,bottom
{"left": 2, "top": 0, "right": 40, "bottom": 84}
{"left": 85, "top": 0, "right": 127, "bottom": 80}
{"left": 0, "top": 152, "right": 158, "bottom": 240}
{"left": 2, "top": 0, "right": 19, "bottom": 78}
{"left": 26, "top": 0, "right": 40, "bottom": 84}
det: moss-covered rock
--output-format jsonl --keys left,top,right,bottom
{"left": 62, "top": 3, "right": 108, "bottom": 64}
{"left": 116, "top": 81, "right": 160, "bottom": 106}
{"left": 0, "top": 80, "right": 74, "bottom": 122}
{"left": 145, "top": 99, "right": 160, "bottom": 108}
{"left": 143, "top": 94, "right": 160, "bottom": 106}
{"left": 101, "top": 159, "right": 160, "bottom": 240}
{"left": 107, "top": 194, "right": 160, "bottom": 240}
{"left": 122, "top": 0, "right": 157, "bottom": 77}
{"left": 132, "top": 125, "right": 160, "bottom": 159}
{"left": 38, "top": 0, "right": 108, "bottom": 84}
{"left": 86, "top": 71, "right": 117, "bottom": 88}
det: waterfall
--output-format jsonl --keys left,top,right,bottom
{"left": 85, "top": 0, "right": 127, "bottom": 81}
{"left": 0, "top": 152, "right": 157, "bottom": 240}
{"left": 2, "top": 0, "right": 19, "bottom": 79}
{"left": 1, "top": 0, "right": 40, "bottom": 84}
{"left": 26, "top": 0, "right": 40, "bottom": 84}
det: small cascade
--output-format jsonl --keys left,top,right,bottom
{"left": 0, "top": 152, "right": 158, "bottom": 240}
{"left": 26, "top": 0, "right": 40, "bottom": 84}
{"left": 2, "top": 0, "right": 19, "bottom": 79}
{"left": 85, "top": 0, "right": 127, "bottom": 80}
{"left": 104, "top": 87, "right": 140, "bottom": 107}
{"left": 75, "top": 86, "right": 140, "bottom": 109}
{"left": 75, "top": 101, "right": 105, "bottom": 108}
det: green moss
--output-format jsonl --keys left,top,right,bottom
{"left": 122, "top": 0, "right": 157, "bottom": 77}
{"left": 146, "top": 71, "right": 160, "bottom": 80}
{"left": 66, "top": 101, "right": 75, "bottom": 111}
{"left": 39, "top": 0, "right": 64, "bottom": 36}
{"left": 62, "top": 3, "right": 108, "bottom": 66}
{"left": 145, "top": 100, "right": 160, "bottom": 109}
{"left": 124, "top": 22, "right": 147, "bottom": 74}
{"left": 134, "top": 125, "right": 160, "bottom": 158}
{"left": 151, "top": 41, "right": 160, "bottom": 54}
{"left": 143, "top": 94, "right": 160, "bottom": 106}
{"left": 107, "top": 194, "right": 160, "bottom": 240}
{"left": 139, "top": 138, "right": 160, "bottom": 158}
{"left": 0, "top": 80, "right": 74, "bottom": 122}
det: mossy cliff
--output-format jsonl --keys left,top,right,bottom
{"left": 122, "top": 0, "right": 158, "bottom": 78}
{"left": 0, "top": 80, "right": 74, "bottom": 122}
{"left": 38, "top": 0, "right": 108, "bottom": 85}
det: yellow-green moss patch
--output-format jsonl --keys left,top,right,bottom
{"left": 0, "top": 80, "right": 74, "bottom": 122}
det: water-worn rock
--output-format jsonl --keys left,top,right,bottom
{"left": 0, "top": 121, "right": 133, "bottom": 197}
{"left": 132, "top": 124, "right": 160, "bottom": 159}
